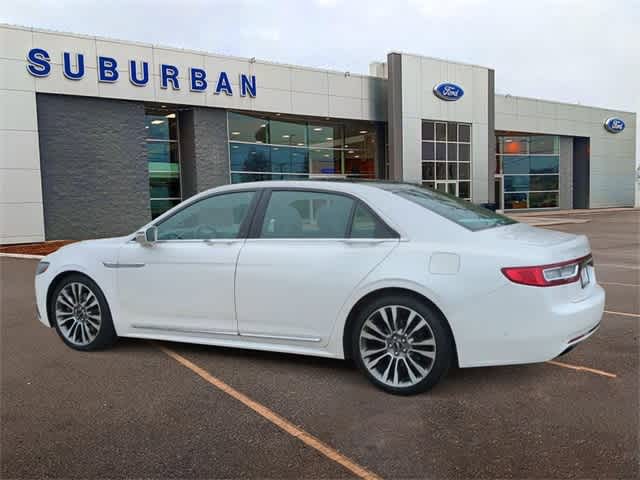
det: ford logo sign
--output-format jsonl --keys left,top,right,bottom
{"left": 433, "top": 82, "right": 464, "bottom": 101}
{"left": 604, "top": 117, "right": 625, "bottom": 133}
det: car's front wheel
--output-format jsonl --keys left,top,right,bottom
{"left": 50, "top": 274, "right": 117, "bottom": 350}
{"left": 352, "top": 294, "right": 454, "bottom": 395}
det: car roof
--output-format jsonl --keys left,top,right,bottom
{"left": 204, "top": 179, "right": 420, "bottom": 195}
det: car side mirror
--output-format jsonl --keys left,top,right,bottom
{"left": 135, "top": 226, "right": 157, "bottom": 246}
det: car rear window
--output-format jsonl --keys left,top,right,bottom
{"left": 392, "top": 186, "right": 516, "bottom": 231}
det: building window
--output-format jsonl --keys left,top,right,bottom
{"left": 228, "top": 112, "right": 377, "bottom": 183}
{"left": 145, "top": 110, "right": 181, "bottom": 218}
{"left": 496, "top": 135, "right": 559, "bottom": 209}
{"left": 421, "top": 121, "right": 471, "bottom": 200}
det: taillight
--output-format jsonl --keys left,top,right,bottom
{"left": 501, "top": 254, "right": 592, "bottom": 287}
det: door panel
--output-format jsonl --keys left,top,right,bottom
{"left": 235, "top": 239, "right": 397, "bottom": 343}
{"left": 117, "top": 241, "right": 242, "bottom": 333}
{"left": 116, "top": 190, "right": 257, "bottom": 335}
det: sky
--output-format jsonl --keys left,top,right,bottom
{"left": 2, "top": 0, "right": 639, "bottom": 165}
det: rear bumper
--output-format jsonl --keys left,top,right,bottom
{"left": 454, "top": 282, "right": 605, "bottom": 368}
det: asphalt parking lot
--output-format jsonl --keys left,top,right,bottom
{"left": 1, "top": 210, "right": 638, "bottom": 479}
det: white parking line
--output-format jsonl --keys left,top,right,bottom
{"left": 600, "top": 281, "right": 640, "bottom": 288}
{"left": 604, "top": 310, "right": 640, "bottom": 318}
{"left": 157, "top": 343, "right": 382, "bottom": 480}
{"left": 546, "top": 360, "right": 617, "bottom": 378}
{"left": 596, "top": 263, "right": 640, "bottom": 270}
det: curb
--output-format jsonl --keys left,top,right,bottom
{"left": 0, "top": 253, "right": 45, "bottom": 260}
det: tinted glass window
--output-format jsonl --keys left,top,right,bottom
{"left": 270, "top": 120, "right": 307, "bottom": 147}
{"left": 529, "top": 135, "right": 558, "bottom": 154}
{"left": 261, "top": 191, "right": 353, "bottom": 238}
{"left": 145, "top": 114, "right": 177, "bottom": 140}
{"left": 156, "top": 191, "right": 255, "bottom": 240}
{"left": 228, "top": 112, "right": 269, "bottom": 143}
{"left": 146, "top": 110, "right": 181, "bottom": 219}
{"left": 350, "top": 203, "right": 397, "bottom": 239}
{"left": 393, "top": 186, "right": 515, "bottom": 231}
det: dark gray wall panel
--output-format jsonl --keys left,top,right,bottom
{"left": 487, "top": 69, "right": 496, "bottom": 203}
{"left": 37, "top": 94, "right": 149, "bottom": 240}
{"left": 559, "top": 136, "right": 573, "bottom": 209}
{"left": 387, "top": 53, "right": 403, "bottom": 181}
{"left": 573, "top": 137, "right": 590, "bottom": 209}
{"left": 178, "top": 109, "right": 198, "bottom": 198}
{"left": 180, "top": 107, "right": 229, "bottom": 197}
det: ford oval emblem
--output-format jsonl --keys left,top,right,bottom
{"left": 604, "top": 117, "right": 625, "bottom": 133}
{"left": 433, "top": 82, "right": 464, "bottom": 101}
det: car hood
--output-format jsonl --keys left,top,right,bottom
{"left": 47, "top": 235, "right": 130, "bottom": 262}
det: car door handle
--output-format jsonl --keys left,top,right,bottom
{"left": 340, "top": 239, "right": 389, "bottom": 246}
{"left": 203, "top": 239, "right": 239, "bottom": 246}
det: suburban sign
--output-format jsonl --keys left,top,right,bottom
{"left": 433, "top": 82, "right": 464, "bottom": 101}
{"left": 26, "top": 48, "right": 257, "bottom": 97}
{"left": 603, "top": 117, "right": 625, "bottom": 134}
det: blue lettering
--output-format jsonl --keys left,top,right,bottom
{"left": 129, "top": 60, "right": 149, "bottom": 86}
{"left": 215, "top": 71, "right": 233, "bottom": 95}
{"left": 240, "top": 74, "right": 256, "bottom": 97}
{"left": 26, "top": 48, "right": 51, "bottom": 77}
{"left": 62, "top": 52, "right": 85, "bottom": 80}
{"left": 190, "top": 68, "right": 207, "bottom": 92}
{"left": 160, "top": 64, "right": 180, "bottom": 90}
{"left": 98, "top": 56, "right": 119, "bottom": 82}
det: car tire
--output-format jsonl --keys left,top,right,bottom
{"left": 352, "top": 294, "right": 453, "bottom": 395}
{"left": 50, "top": 273, "right": 117, "bottom": 351}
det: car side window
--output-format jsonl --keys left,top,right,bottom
{"left": 260, "top": 190, "right": 354, "bottom": 239}
{"left": 350, "top": 202, "right": 398, "bottom": 239}
{"left": 156, "top": 191, "right": 256, "bottom": 240}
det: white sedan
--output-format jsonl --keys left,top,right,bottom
{"left": 34, "top": 181, "right": 604, "bottom": 395}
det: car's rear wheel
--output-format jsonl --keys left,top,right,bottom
{"left": 352, "top": 294, "right": 453, "bottom": 395}
{"left": 50, "top": 274, "right": 117, "bottom": 350}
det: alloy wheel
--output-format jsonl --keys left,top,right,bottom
{"left": 54, "top": 282, "right": 102, "bottom": 346}
{"left": 358, "top": 305, "right": 436, "bottom": 388}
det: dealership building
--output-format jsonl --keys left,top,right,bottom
{"left": 0, "top": 23, "right": 636, "bottom": 244}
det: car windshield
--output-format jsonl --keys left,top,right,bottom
{"left": 389, "top": 185, "right": 516, "bottom": 231}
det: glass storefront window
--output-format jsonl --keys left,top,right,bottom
{"left": 504, "top": 193, "right": 528, "bottom": 209}
{"left": 502, "top": 156, "right": 530, "bottom": 175}
{"left": 422, "top": 142, "right": 435, "bottom": 161}
{"left": 497, "top": 134, "right": 560, "bottom": 209}
{"left": 308, "top": 124, "right": 343, "bottom": 149}
{"left": 230, "top": 143, "right": 271, "bottom": 172}
{"left": 529, "top": 192, "right": 559, "bottom": 208}
{"left": 530, "top": 156, "right": 560, "bottom": 173}
{"left": 228, "top": 112, "right": 269, "bottom": 143}
{"left": 272, "top": 147, "right": 308, "bottom": 175}
{"left": 228, "top": 112, "right": 378, "bottom": 183}
{"left": 421, "top": 120, "right": 472, "bottom": 201}
{"left": 459, "top": 163, "right": 470, "bottom": 180}
{"left": 458, "top": 124, "right": 471, "bottom": 143}
{"left": 146, "top": 142, "right": 179, "bottom": 165}
{"left": 270, "top": 120, "right": 307, "bottom": 147}
{"left": 146, "top": 109, "right": 181, "bottom": 219}
{"left": 145, "top": 114, "right": 177, "bottom": 140}
{"left": 498, "top": 136, "right": 528, "bottom": 155}
{"left": 150, "top": 199, "right": 181, "bottom": 219}
{"left": 458, "top": 144, "right": 470, "bottom": 162}
{"left": 422, "top": 122, "right": 435, "bottom": 141}
{"left": 530, "top": 135, "right": 559, "bottom": 154}
{"left": 504, "top": 175, "right": 530, "bottom": 192}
